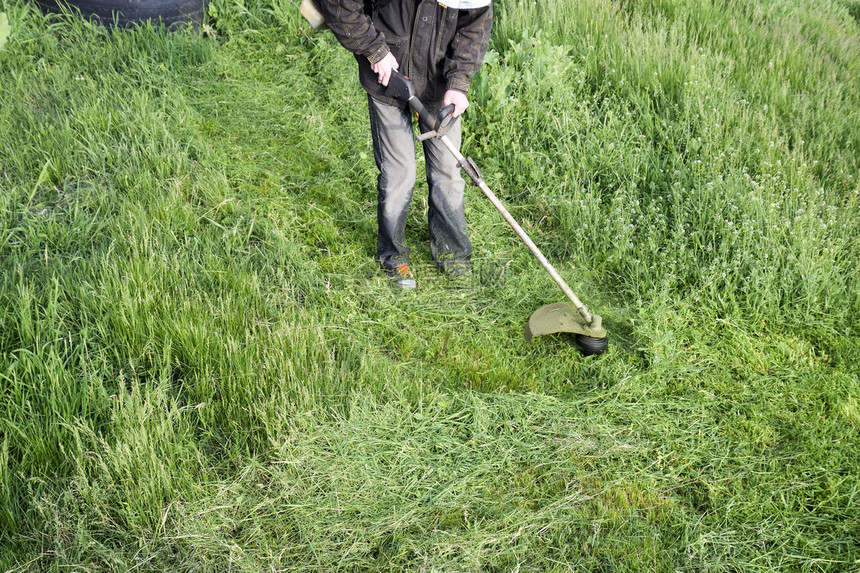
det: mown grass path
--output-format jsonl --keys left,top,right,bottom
{"left": 1, "top": 0, "right": 858, "bottom": 570}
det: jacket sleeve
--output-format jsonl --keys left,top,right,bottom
{"left": 445, "top": 4, "right": 493, "bottom": 94}
{"left": 317, "top": 0, "right": 390, "bottom": 64}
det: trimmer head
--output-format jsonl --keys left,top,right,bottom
{"left": 525, "top": 302, "right": 608, "bottom": 355}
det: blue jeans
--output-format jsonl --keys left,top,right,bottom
{"left": 368, "top": 95, "right": 471, "bottom": 272}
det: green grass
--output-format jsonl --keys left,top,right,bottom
{"left": 1, "top": 0, "right": 858, "bottom": 570}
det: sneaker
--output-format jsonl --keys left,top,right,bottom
{"left": 386, "top": 263, "right": 417, "bottom": 289}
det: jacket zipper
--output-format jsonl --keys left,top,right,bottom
{"left": 405, "top": 1, "right": 419, "bottom": 80}
{"left": 405, "top": 0, "right": 434, "bottom": 81}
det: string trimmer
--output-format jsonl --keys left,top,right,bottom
{"left": 386, "top": 71, "right": 608, "bottom": 356}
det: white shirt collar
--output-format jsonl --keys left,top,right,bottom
{"left": 439, "top": 0, "right": 492, "bottom": 9}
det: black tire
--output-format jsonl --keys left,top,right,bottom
{"left": 575, "top": 334, "right": 609, "bottom": 356}
{"left": 34, "top": 0, "right": 207, "bottom": 27}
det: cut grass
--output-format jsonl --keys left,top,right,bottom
{"left": 1, "top": 0, "right": 858, "bottom": 570}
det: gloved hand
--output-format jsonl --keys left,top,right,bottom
{"left": 444, "top": 89, "right": 469, "bottom": 117}
{"left": 371, "top": 52, "right": 399, "bottom": 86}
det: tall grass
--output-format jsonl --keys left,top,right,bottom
{"left": 479, "top": 0, "right": 859, "bottom": 328}
{"left": 1, "top": 0, "right": 858, "bottom": 570}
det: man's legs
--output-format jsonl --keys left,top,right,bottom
{"left": 368, "top": 95, "right": 417, "bottom": 271}
{"left": 368, "top": 95, "right": 472, "bottom": 276}
{"left": 421, "top": 109, "right": 472, "bottom": 274}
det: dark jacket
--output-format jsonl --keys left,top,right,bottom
{"left": 319, "top": 0, "right": 492, "bottom": 106}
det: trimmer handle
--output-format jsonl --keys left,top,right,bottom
{"left": 436, "top": 104, "right": 456, "bottom": 133}
{"left": 417, "top": 104, "right": 456, "bottom": 139}
{"left": 385, "top": 71, "right": 429, "bottom": 120}
{"left": 385, "top": 70, "right": 415, "bottom": 104}
{"left": 386, "top": 71, "right": 456, "bottom": 136}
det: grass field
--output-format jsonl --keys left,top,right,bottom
{"left": 1, "top": 0, "right": 858, "bottom": 570}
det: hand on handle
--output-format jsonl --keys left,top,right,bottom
{"left": 371, "top": 52, "right": 399, "bottom": 86}
{"left": 443, "top": 89, "right": 469, "bottom": 117}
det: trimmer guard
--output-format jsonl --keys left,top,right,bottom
{"left": 525, "top": 303, "right": 607, "bottom": 342}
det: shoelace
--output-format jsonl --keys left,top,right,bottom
{"left": 395, "top": 264, "right": 412, "bottom": 278}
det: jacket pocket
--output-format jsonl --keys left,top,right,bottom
{"left": 383, "top": 33, "right": 408, "bottom": 68}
